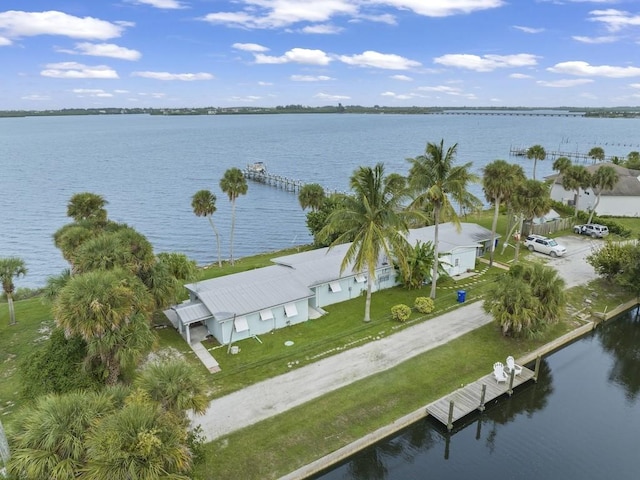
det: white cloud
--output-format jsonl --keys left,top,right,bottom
{"left": 59, "top": 42, "right": 142, "bottom": 60}
{"left": 132, "top": 71, "right": 214, "bottom": 80}
{"left": 301, "top": 24, "right": 343, "bottom": 34}
{"left": 0, "top": 10, "right": 127, "bottom": 40}
{"left": 588, "top": 9, "right": 640, "bottom": 32}
{"left": 41, "top": 62, "right": 119, "bottom": 79}
{"left": 381, "top": 91, "right": 414, "bottom": 100}
{"left": 510, "top": 73, "right": 533, "bottom": 79}
{"left": 513, "top": 25, "right": 544, "bottom": 33}
{"left": 338, "top": 51, "right": 421, "bottom": 70}
{"left": 290, "top": 75, "right": 334, "bottom": 81}
{"left": 391, "top": 74, "right": 413, "bottom": 81}
{"left": 21, "top": 94, "right": 50, "bottom": 101}
{"left": 257, "top": 81, "right": 273, "bottom": 86}
{"left": 548, "top": 61, "right": 640, "bottom": 78}
{"left": 434, "top": 53, "right": 539, "bottom": 71}
{"left": 572, "top": 35, "right": 618, "bottom": 44}
{"left": 369, "top": 0, "right": 505, "bottom": 17}
{"left": 200, "top": 0, "right": 503, "bottom": 29}
{"left": 132, "top": 0, "right": 186, "bottom": 9}
{"left": 314, "top": 92, "right": 351, "bottom": 101}
{"left": 630, "top": 83, "right": 640, "bottom": 89}
{"left": 255, "top": 48, "right": 332, "bottom": 65}
{"left": 0, "top": 36, "right": 11, "bottom": 46}
{"left": 233, "top": 43, "right": 269, "bottom": 52}
{"left": 201, "top": 1, "right": 358, "bottom": 29}
{"left": 537, "top": 78, "right": 594, "bottom": 87}
{"left": 72, "top": 88, "right": 114, "bottom": 98}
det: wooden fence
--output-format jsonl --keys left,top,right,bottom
{"left": 526, "top": 218, "right": 574, "bottom": 236}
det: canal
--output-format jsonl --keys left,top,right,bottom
{"left": 313, "top": 307, "right": 640, "bottom": 480}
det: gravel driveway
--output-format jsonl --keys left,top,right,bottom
{"left": 524, "top": 234, "right": 602, "bottom": 288}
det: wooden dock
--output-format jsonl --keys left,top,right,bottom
{"left": 243, "top": 164, "right": 345, "bottom": 196}
{"left": 426, "top": 362, "right": 538, "bottom": 430}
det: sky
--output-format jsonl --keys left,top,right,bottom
{"left": 2, "top": 0, "right": 640, "bottom": 110}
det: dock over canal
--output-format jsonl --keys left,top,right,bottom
{"left": 426, "top": 363, "right": 537, "bottom": 430}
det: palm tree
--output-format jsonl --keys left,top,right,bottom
{"left": 399, "top": 240, "right": 446, "bottom": 290}
{"left": 319, "top": 163, "right": 416, "bottom": 322}
{"left": 482, "top": 160, "right": 525, "bottom": 266}
{"left": 407, "top": 140, "right": 479, "bottom": 299}
{"left": 53, "top": 268, "right": 154, "bottom": 385}
{"left": 135, "top": 359, "right": 208, "bottom": 417}
{"left": 298, "top": 183, "right": 326, "bottom": 211}
{"left": 66, "top": 192, "right": 108, "bottom": 224}
{"left": 626, "top": 151, "right": 640, "bottom": 169}
{"left": 506, "top": 179, "right": 552, "bottom": 261}
{"left": 0, "top": 257, "right": 27, "bottom": 325}
{"left": 587, "top": 165, "right": 619, "bottom": 223}
{"left": 561, "top": 165, "right": 591, "bottom": 217}
{"left": 588, "top": 146, "right": 605, "bottom": 164}
{"left": 191, "top": 189, "right": 222, "bottom": 267}
{"left": 526, "top": 144, "right": 546, "bottom": 180}
{"left": 552, "top": 156, "right": 571, "bottom": 174}
{"left": 83, "top": 401, "right": 192, "bottom": 480}
{"left": 220, "top": 168, "right": 248, "bottom": 266}
{"left": 7, "top": 390, "right": 116, "bottom": 479}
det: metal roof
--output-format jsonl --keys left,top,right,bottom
{"left": 405, "top": 222, "right": 497, "bottom": 252}
{"left": 185, "top": 265, "right": 313, "bottom": 321}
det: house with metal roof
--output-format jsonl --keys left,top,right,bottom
{"left": 166, "top": 222, "right": 496, "bottom": 346}
{"left": 548, "top": 163, "right": 640, "bottom": 217}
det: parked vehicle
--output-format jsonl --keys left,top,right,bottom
{"left": 573, "top": 223, "right": 609, "bottom": 238}
{"left": 524, "top": 234, "right": 567, "bottom": 257}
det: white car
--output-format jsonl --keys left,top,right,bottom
{"left": 524, "top": 234, "right": 567, "bottom": 257}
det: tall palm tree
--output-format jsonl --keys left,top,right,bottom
{"left": 526, "top": 144, "right": 546, "bottom": 180}
{"left": 407, "top": 140, "right": 479, "bottom": 299}
{"left": 482, "top": 160, "right": 525, "bottom": 266}
{"left": 561, "top": 165, "right": 591, "bottom": 217}
{"left": 587, "top": 165, "right": 619, "bottom": 223}
{"left": 588, "top": 146, "right": 605, "bottom": 164}
{"left": 191, "top": 189, "right": 221, "bottom": 267}
{"left": 552, "top": 156, "right": 571, "bottom": 174}
{"left": 66, "top": 192, "right": 108, "bottom": 224}
{"left": 506, "top": 179, "right": 552, "bottom": 261}
{"left": 320, "top": 163, "right": 417, "bottom": 322}
{"left": 0, "top": 257, "right": 27, "bottom": 326}
{"left": 53, "top": 268, "right": 154, "bottom": 385}
{"left": 298, "top": 183, "right": 326, "bottom": 211}
{"left": 220, "top": 168, "right": 248, "bottom": 266}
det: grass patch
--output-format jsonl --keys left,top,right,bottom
{"left": 0, "top": 297, "right": 53, "bottom": 421}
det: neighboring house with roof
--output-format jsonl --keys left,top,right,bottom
{"left": 166, "top": 222, "right": 496, "bottom": 346}
{"left": 548, "top": 163, "right": 640, "bottom": 217}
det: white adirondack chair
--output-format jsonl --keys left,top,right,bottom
{"left": 493, "top": 362, "right": 508, "bottom": 384}
{"left": 506, "top": 356, "right": 523, "bottom": 376}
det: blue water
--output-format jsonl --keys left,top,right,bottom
{"left": 2, "top": 113, "right": 639, "bottom": 288}
{"left": 314, "top": 309, "right": 640, "bottom": 480}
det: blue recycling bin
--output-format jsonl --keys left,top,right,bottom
{"left": 457, "top": 290, "right": 467, "bottom": 303}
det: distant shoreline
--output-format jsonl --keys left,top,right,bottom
{"left": 2, "top": 105, "right": 639, "bottom": 119}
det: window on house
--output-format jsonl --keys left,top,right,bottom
{"left": 234, "top": 316, "right": 249, "bottom": 332}
{"left": 454, "top": 258, "right": 459, "bottom": 267}
{"left": 355, "top": 274, "right": 366, "bottom": 283}
{"left": 329, "top": 282, "right": 342, "bottom": 292}
{"left": 259, "top": 309, "right": 274, "bottom": 321}
{"left": 284, "top": 303, "right": 298, "bottom": 317}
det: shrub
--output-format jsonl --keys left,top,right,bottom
{"left": 414, "top": 296, "right": 435, "bottom": 314}
{"left": 391, "top": 304, "right": 411, "bottom": 322}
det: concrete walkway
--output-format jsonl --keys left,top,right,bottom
{"left": 191, "top": 301, "right": 492, "bottom": 441}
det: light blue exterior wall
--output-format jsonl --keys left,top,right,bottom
{"left": 206, "top": 297, "right": 310, "bottom": 345}
{"left": 440, "top": 247, "right": 477, "bottom": 276}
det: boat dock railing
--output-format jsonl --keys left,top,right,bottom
{"left": 243, "top": 164, "right": 346, "bottom": 196}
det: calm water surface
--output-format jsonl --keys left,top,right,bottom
{"left": 314, "top": 308, "right": 640, "bottom": 480}
{"left": 2, "top": 113, "right": 639, "bottom": 287}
